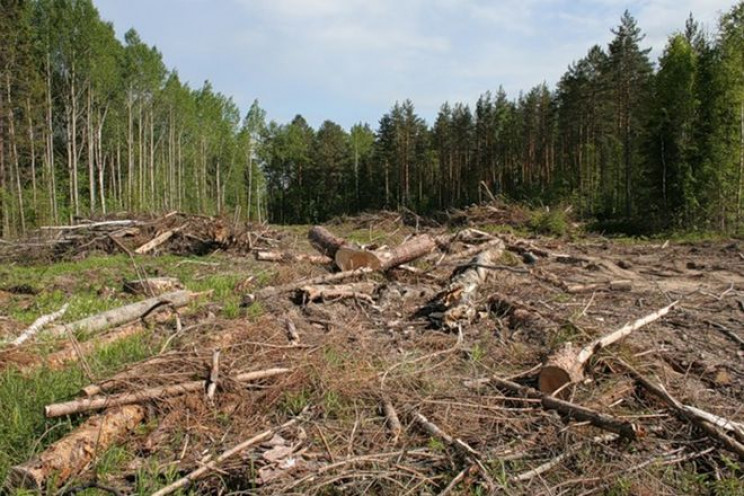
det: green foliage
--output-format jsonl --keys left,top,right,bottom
{"left": 529, "top": 208, "right": 569, "bottom": 236}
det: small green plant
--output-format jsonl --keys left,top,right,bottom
{"left": 280, "top": 389, "right": 312, "bottom": 416}
{"left": 469, "top": 343, "right": 485, "bottom": 364}
{"left": 428, "top": 437, "right": 446, "bottom": 452}
{"left": 530, "top": 208, "right": 568, "bottom": 236}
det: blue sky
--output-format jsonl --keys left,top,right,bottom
{"left": 94, "top": 0, "right": 735, "bottom": 130}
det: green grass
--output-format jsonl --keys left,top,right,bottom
{"left": 0, "top": 331, "right": 158, "bottom": 485}
{"left": 0, "top": 252, "right": 265, "bottom": 489}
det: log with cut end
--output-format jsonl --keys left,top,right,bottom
{"left": 538, "top": 301, "right": 678, "bottom": 394}
{"left": 45, "top": 368, "right": 291, "bottom": 417}
{"left": 334, "top": 234, "right": 436, "bottom": 271}
{"left": 429, "top": 241, "right": 505, "bottom": 329}
{"left": 308, "top": 226, "right": 347, "bottom": 257}
{"left": 4, "top": 405, "right": 145, "bottom": 491}
{"left": 47, "top": 290, "right": 193, "bottom": 338}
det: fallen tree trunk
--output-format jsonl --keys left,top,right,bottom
{"left": 255, "top": 250, "right": 332, "bottom": 265}
{"left": 45, "top": 367, "right": 291, "bottom": 418}
{"left": 242, "top": 267, "right": 374, "bottom": 306}
{"left": 134, "top": 226, "right": 182, "bottom": 254}
{"left": 308, "top": 226, "right": 347, "bottom": 258}
{"left": 47, "top": 290, "right": 193, "bottom": 338}
{"left": 539, "top": 301, "right": 678, "bottom": 394}
{"left": 490, "top": 376, "right": 638, "bottom": 440}
{"left": 334, "top": 234, "right": 436, "bottom": 271}
{"left": 4, "top": 405, "right": 145, "bottom": 491}
{"left": 429, "top": 242, "right": 505, "bottom": 329}
{"left": 298, "top": 282, "right": 377, "bottom": 303}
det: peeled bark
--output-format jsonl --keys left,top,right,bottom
{"left": 565, "top": 280, "right": 632, "bottom": 294}
{"left": 539, "top": 301, "right": 678, "bottom": 394}
{"left": 5, "top": 405, "right": 145, "bottom": 491}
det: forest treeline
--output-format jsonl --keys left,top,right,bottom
{"left": 1, "top": 1, "right": 744, "bottom": 236}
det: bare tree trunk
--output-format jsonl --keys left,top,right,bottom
{"left": 70, "top": 66, "right": 79, "bottom": 217}
{"left": 149, "top": 108, "right": 155, "bottom": 209}
{"left": 0, "top": 87, "right": 8, "bottom": 237}
{"left": 26, "top": 98, "right": 38, "bottom": 220}
{"left": 6, "top": 74, "right": 25, "bottom": 233}
{"left": 44, "top": 55, "right": 58, "bottom": 224}
{"left": 87, "top": 83, "right": 95, "bottom": 213}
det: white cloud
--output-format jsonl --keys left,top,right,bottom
{"left": 97, "top": 0, "right": 739, "bottom": 128}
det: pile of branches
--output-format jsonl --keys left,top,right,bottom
{"left": 0, "top": 212, "right": 284, "bottom": 262}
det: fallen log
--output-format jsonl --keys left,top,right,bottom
{"left": 429, "top": 243, "right": 505, "bottom": 329}
{"left": 45, "top": 367, "right": 291, "bottom": 418}
{"left": 298, "top": 282, "right": 377, "bottom": 303}
{"left": 538, "top": 301, "right": 678, "bottom": 394}
{"left": 438, "top": 237, "right": 505, "bottom": 266}
{"left": 134, "top": 226, "right": 182, "bottom": 254}
{"left": 335, "top": 234, "right": 436, "bottom": 271}
{"left": 255, "top": 250, "right": 332, "bottom": 265}
{"left": 4, "top": 405, "right": 145, "bottom": 491}
{"left": 47, "top": 290, "right": 193, "bottom": 338}
{"left": 490, "top": 376, "right": 638, "bottom": 440}
{"left": 242, "top": 267, "right": 373, "bottom": 306}
{"left": 10, "top": 303, "right": 69, "bottom": 346}
{"left": 308, "top": 226, "right": 347, "bottom": 258}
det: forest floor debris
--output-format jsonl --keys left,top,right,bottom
{"left": 1, "top": 207, "right": 744, "bottom": 494}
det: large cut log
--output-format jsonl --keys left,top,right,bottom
{"left": 4, "top": 405, "right": 145, "bottom": 491}
{"left": 428, "top": 242, "right": 505, "bottom": 329}
{"left": 538, "top": 301, "right": 677, "bottom": 394}
{"left": 47, "top": 290, "right": 193, "bottom": 338}
{"left": 45, "top": 368, "right": 291, "bottom": 417}
{"left": 308, "top": 226, "right": 347, "bottom": 258}
{"left": 334, "top": 234, "right": 436, "bottom": 272}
